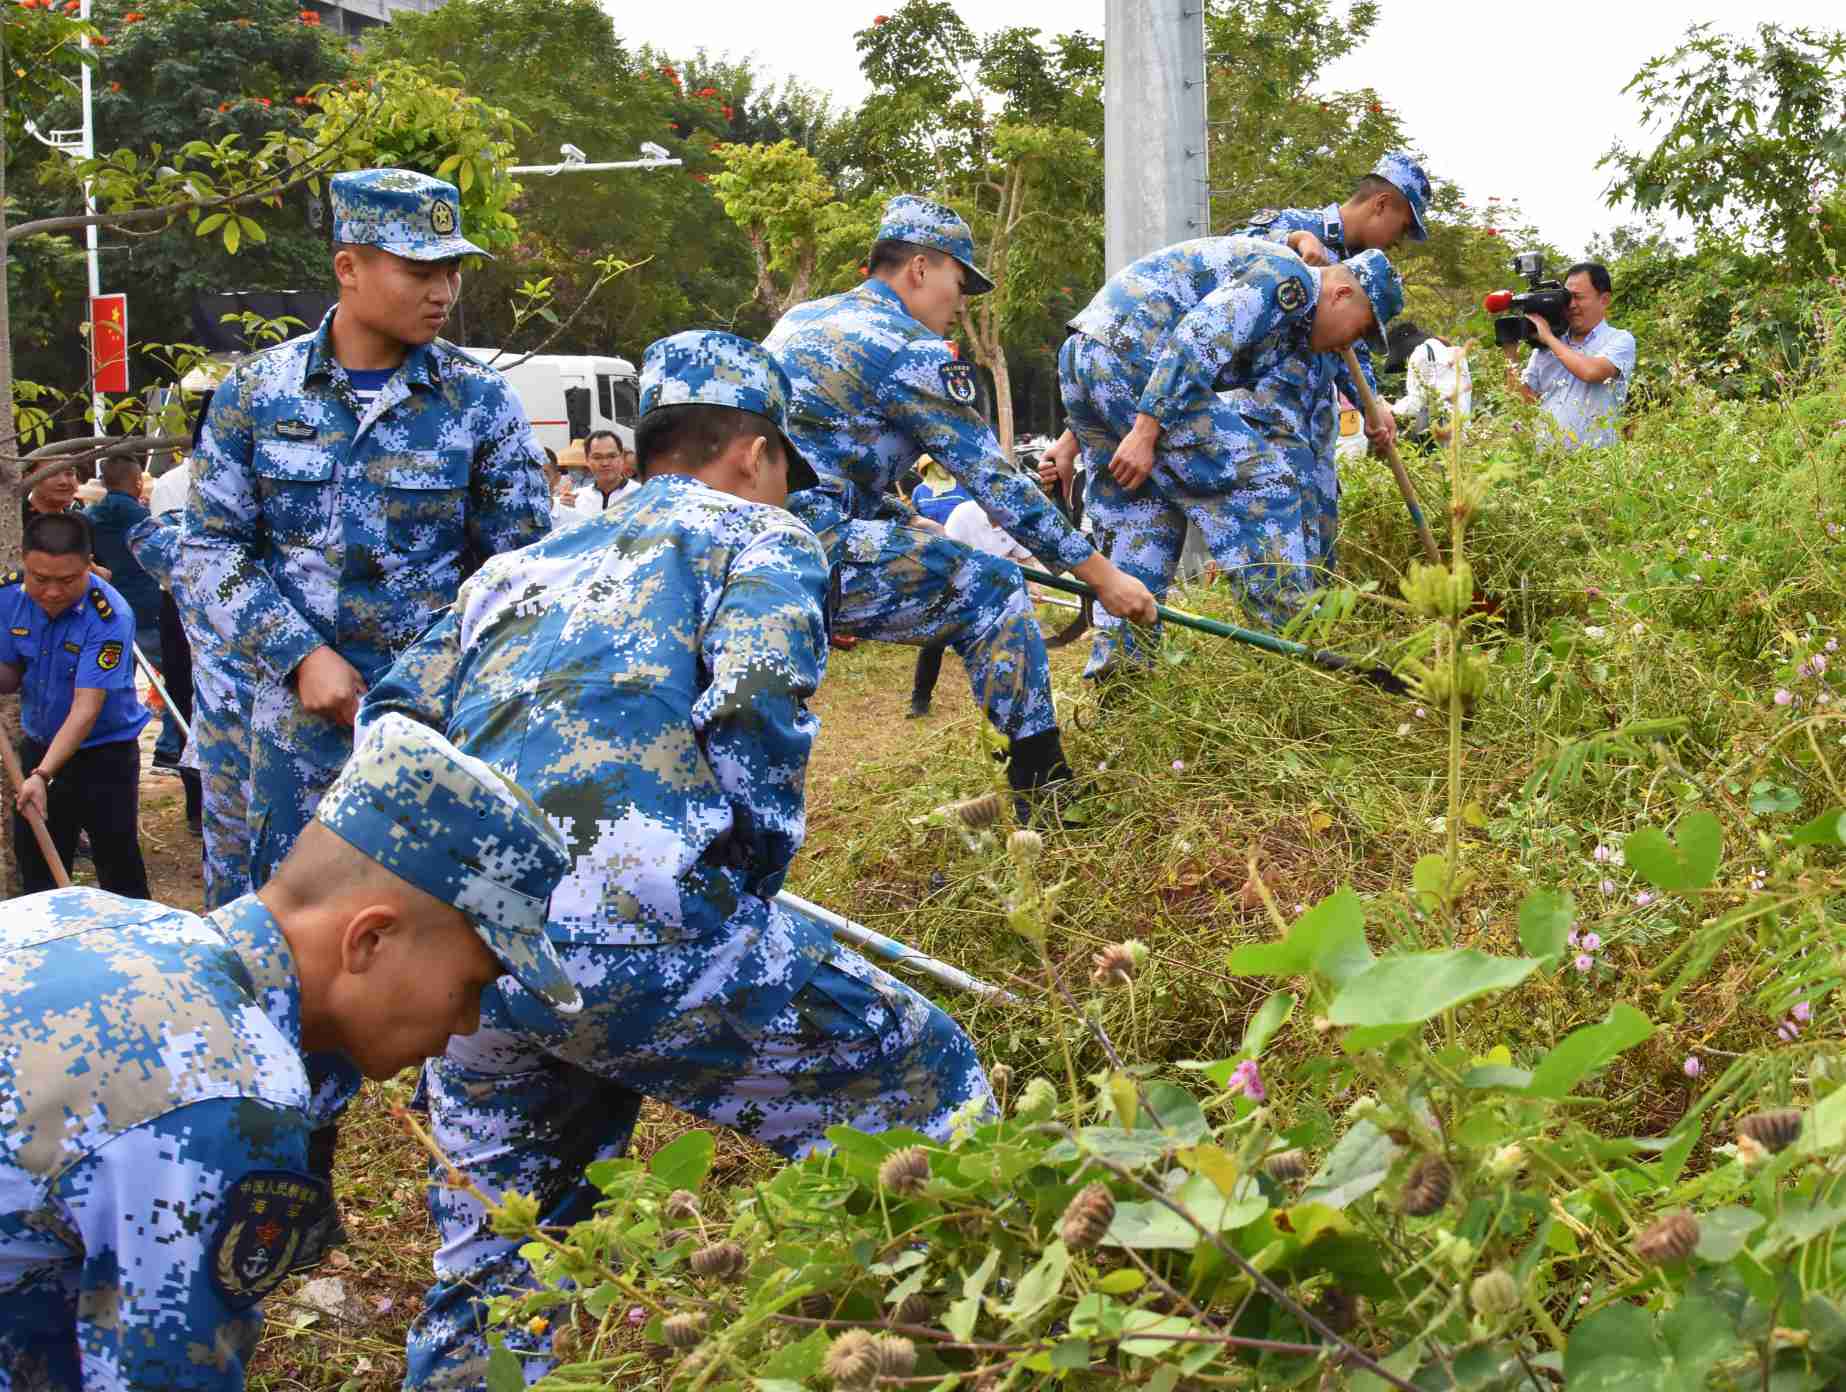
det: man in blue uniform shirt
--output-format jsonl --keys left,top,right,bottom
{"left": 766, "top": 194, "right": 1155, "bottom": 810}
{"left": 0, "top": 713, "right": 581, "bottom": 1391}
{"left": 1222, "top": 150, "right": 1432, "bottom": 567}
{"left": 1060, "top": 239, "right": 1403, "bottom": 672}
{"left": 362, "top": 331, "right": 992, "bottom": 1388}
{"left": 0, "top": 512, "right": 151, "bottom": 896}
{"left": 181, "top": 167, "right": 551, "bottom": 892}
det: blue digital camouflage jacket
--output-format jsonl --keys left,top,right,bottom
{"left": 361, "top": 472, "right": 835, "bottom": 1034}
{"left": 765, "top": 278, "right": 1094, "bottom": 572}
{"left": 0, "top": 889, "right": 341, "bottom": 1390}
{"left": 1068, "top": 236, "right": 1338, "bottom": 460}
{"left": 181, "top": 308, "right": 551, "bottom": 689}
{"left": 1224, "top": 205, "right": 1379, "bottom": 404}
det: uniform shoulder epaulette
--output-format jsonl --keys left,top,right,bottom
{"left": 1246, "top": 208, "right": 1279, "bottom": 227}
{"left": 0, "top": 569, "right": 20, "bottom": 588}
{"left": 89, "top": 586, "right": 114, "bottom": 620}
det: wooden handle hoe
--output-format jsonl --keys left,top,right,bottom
{"left": 0, "top": 738, "right": 71, "bottom": 888}
{"left": 1340, "top": 346, "right": 1443, "bottom": 567}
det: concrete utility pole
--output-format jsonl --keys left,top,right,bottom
{"left": 1103, "top": 0, "right": 1209, "bottom": 276}
{"left": 1105, "top": 0, "right": 1212, "bottom": 574}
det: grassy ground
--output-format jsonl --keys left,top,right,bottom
{"left": 209, "top": 342, "right": 1846, "bottom": 1386}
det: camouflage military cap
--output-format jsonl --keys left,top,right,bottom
{"left": 331, "top": 168, "right": 492, "bottom": 262}
{"left": 638, "top": 330, "right": 820, "bottom": 492}
{"left": 1370, "top": 151, "right": 1432, "bottom": 242}
{"left": 1343, "top": 249, "right": 1406, "bottom": 354}
{"left": 315, "top": 713, "right": 580, "bottom": 1014}
{"left": 875, "top": 194, "right": 995, "bottom": 296}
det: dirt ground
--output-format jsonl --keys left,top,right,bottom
{"left": 101, "top": 619, "right": 1079, "bottom": 1388}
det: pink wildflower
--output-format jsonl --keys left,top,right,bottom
{"left": 1573, "top": 953, "right": 1594, "bottom": 973}
{"left": 1227, "top": 1059, "right": 1265, "bottom": 1101}
{"left": 1683, "top": 1056, "right": 1701, "bottom": 1078}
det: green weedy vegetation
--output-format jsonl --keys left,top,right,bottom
{"left": 435, "top": 296, "right": 1846, "bottom": 1388}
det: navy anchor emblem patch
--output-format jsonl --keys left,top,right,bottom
{"left": 208, "top": 1170, "right": 332, "bottom": 1309}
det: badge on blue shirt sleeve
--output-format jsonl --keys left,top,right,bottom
{"left": 1247, "top": 208, "right": 1279, "bottom": 227}
{"left": 275, "top": 420, "right": 318, "bottom": 441}
{"left": 208, "top": 1170, "right": 333, "bottom": 1310}
{"left": 939, "top": 361, "right": 977, "bottom": 406}
{"left": 1276, "top": 277, "right": 1307, "bottom": 314}
{"left": 97, "top": 640, "right": 123, "bottom": 670}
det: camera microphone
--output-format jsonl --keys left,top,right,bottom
{"left": 1482, "top": 291, "right": 1513, "bottom": 313}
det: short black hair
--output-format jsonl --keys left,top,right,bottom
{"left": 867, "top": 238, "right": 949, "bottom": 278}
{"left": 1565, "top": 262, "right": 1613, "bottom": 295}
{"left": 1353, "top": 174, "right": 1404, "bottom": 205}
{"left": 585, "top": 429, "right": 623, "bottom": 452}
{"left": 636, "top": 404, "right": 778, "bottom": 475}
{"left": 24, "top": 512, "right": 92, "bottom": 561}
{"left": 101, "top": 454, "right": 142, "bottom": 492}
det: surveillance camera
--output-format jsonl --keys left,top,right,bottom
{"left": 559, "top": 143, "right": 587, "bottom": 164}
{"left": 639, "top": 141, "right": 671, "bottom": 162}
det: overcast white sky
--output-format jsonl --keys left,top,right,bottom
{"left": 609, "top": 2, "right": 1844, "bottom": 257}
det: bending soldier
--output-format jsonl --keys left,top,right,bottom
{"left": 0, "top": 715, "right": 579, "bottom": 1391}
{"left": 361, "top": 332, "right": 993, "bottom": 1388}
{"left": 766, "top": 195, "right": 1155, "bottom": 813}
{"left": 1060, "top": 238, "right": 1403, "bottom": 672}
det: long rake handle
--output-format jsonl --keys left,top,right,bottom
{"left": 0, "top": 736, "right": 71, "bottom": 887}
{"left": 1341, "top": 347, "right": 1443, "bottom": 566}
{"left": 1020, "top": 566, "right": 1408, "bottom": 695}
{"left": 776, "top": 890, "right": 1021, "bottom": 1004}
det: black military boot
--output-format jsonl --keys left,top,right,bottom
{"left": 1006, "top": 728, "right": 1083, "bottom": 828}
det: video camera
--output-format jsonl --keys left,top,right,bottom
{"left": 1483, "top": 252, "right": 1569, "bottom": 348}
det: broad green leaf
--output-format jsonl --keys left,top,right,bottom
{"left": 1177, "top": 1143, "right": 1242, "bottom": 1198}
{"left": 1693, "top": 1206, "right": 1765, "bottom": 1262}
{"left": 648, "top": 1130, "right": 715, "bottom": 1189}
{"left": 1525, "top": 1004, "right": 1653, "bottom": 1098}
{"left": 1173, "top": 1172, "right": 1265, "bottom": 1232}
{"left": 943, "top": 1248, "right": 999, "bottom": 1342}
{"left": 1346, "top": 1342, "right": 1422, "bottom": 1392}
{"left": 758, "top": 1327, "right": 828, "bottom": 1378}
{"left": 1140, "top": 1082, "right": 1209, "bottom": 1142}
{"left": 1001, "top": 1240, "right": 1069, "bottom": 1331}
{"left": 1239, "top": 990, "right": 1295, "bottom": 1058}
{"left": 1624, "top": 811, "right": 1721, "bottom": 892}
{"left": 222, "top": 217, "right": 241, "bottom": 255}
{"left": 1327, "top": 950, "right": 1539, "bottom": 1027}
{"left": 1301, "top": 1120, "right": 1398, "bottom": 1210}
{"left": 1049, "top": 1338, "right": 1091, "bottom": 1371}
{"left": 1660, "top": 1296, "right": 1743, "bottom": 1387}
{"left": 1107, "top": 1072, "right": 1138, "bottom": 1131}
{"left": 1119, "top": 1308, "right": 1198, "bottom": 1358}
{"left": 1518, "top": 887, "right": 1577, "bottom": 958}
{"left": 1104, "top": 1199, "right": 1203, "bottom": 1250}
{"left": 1094, "top": 1268, "right": 1145, "bottom": 1295}
{"left": 1564, "top": 1305, "right": 1662, "bottom": 1392}
{"left": 1808, "top": 1082, "right": 1846, "bottom": 1156}
{"left": 485, "top": 1345, "right": 524, "bottom": 1392}
{"left": 1412, "top": 852, "right": 1447, "bottom": 909}
{"left": 1226, "top": 886, "right": 1372, "bottom": 987}
{"left": 1792, "top": 808, "right": 1846, "bottom": 845}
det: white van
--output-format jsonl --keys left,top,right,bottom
{"left": 456, "top": 348, "right": 640, "bottom": 454}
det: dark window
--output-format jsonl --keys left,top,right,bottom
{"left": 564, "top": 386, "right": 591, "bottom": 441}
{"left": 597, "top": 374, "right": 614, "bottom": 423}
{"left": 610, "top": 379, "right": 639, "bottom": 428}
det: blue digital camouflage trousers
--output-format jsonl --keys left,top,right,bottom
{"left": 1300, "top": 445, "right": 1340, "bottom": 573}
{"left": 403, "top": 938, "right": 991, "bottom": 1388}
{"left": 820, "top": 513, "right": 1056, "bottom": 739}
{"left": 188, "top": 654, "right": 254, "bottom": 910}
{"left": 247, "top": 679, "right": 352, "bottom": 890}
{"left": 1059, "top": 335, "right": 1311, "bottom": 675}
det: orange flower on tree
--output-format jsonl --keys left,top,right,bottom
{"left": 121, "top": 9, "right": 144, "bottom": 19}
{"left": 298, "top": 8, "right": 320, "bottom": 21}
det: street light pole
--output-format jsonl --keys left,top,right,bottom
{"left": 78, "top": 0, "right": 102, "bottom": 427}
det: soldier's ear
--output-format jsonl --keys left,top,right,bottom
{"left": 336, "top": 903, "right": 403, "bottom": 975}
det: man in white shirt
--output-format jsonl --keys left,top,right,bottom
{"left": 1391, "top": 325, "right": 1472, "bottom": 445}
{"left": 572, "top": 429, "right": 638, "bottom": 514}
{"left": 908, "top": 492, "right": 1041, "bottom": 719}
{"left": 1502, "top": 262, "right": 1637, "bottom": 450}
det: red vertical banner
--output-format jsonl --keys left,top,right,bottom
{"left": 90, "top": 294, "right": 129, "bottom": 394}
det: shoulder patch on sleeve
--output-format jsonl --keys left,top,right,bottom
{"left": 0, "top": 570, "right": 20, "bottom": 588}
{"left": 1275, "top": 276, "right": 1308, "bottom": 314}
{"left": 97, "top": 640, "right": 123, "bottom": 670}
{"left": 1246, "top": 208, "right": 1279, "bottom": 228}
{"left": 208, "top": 1170, "right": 333, "bottom": 1310}
{"left": 938, "top": 361, "right": 978, "bottom": 406}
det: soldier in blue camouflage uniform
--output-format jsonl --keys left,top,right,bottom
{"left": 129, "top": 495, "right": 259, "bottom": 910}
{"left": 181, "top": 168, "right": 551, "bottom": 893}
{"left": 1061, "top": 239, "right": 1404, "bottom": 672}
{"left": 765, "top": 195, "right": 1154, "bottom": 806}
{"left": 0, "top": 714, "right": 578, "bottom": 1392}
{"left": 360, "top": 332, "right": 993, "bottom": 1389}
{"left": 1224, "top": 151, "right": 1432, "bottom": 567}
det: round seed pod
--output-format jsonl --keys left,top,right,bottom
{"left": 1313, "top": 1286, "right": 1359, "bottom": 1335}
{"left": 1470, "top": 1268, "right": 1521, "bottom": 1316}
{"left": 1401, "top": 1156, "right": 1453, "bottom": 1217}
{"left": 1091, "top": 943, "right": 1136, "bottom": 987}
{"left": 941, "top": 792, "right": 1002, "bottom": 828}
{"left": 661, "top": 1312, "right": 706, "bottom": 1349}
{"left": 1264, "top": 1149, "right": 1309, "bottom": 1182}
{"left": 988, "top": 1062, "right": 1014, "bottom": 1096}
{"left": 690, "top": 1240, "right": 747, "bottom": 1281}
{"left": 891, "top": 1291, "right": 935, "bottom": 1326}
{"left": 1059, "top": 1182, "right": 1117, "bottom": 1250}
{"left": 822, "top": 1329, "right": 879, "bottom": 1391}
{"left": 796, "top": 1292, "right": 834, "bottom": 1320}
{"left": 1633, "top": 1212, "right": 1700, "bottom": 1265}
{"left": 873, "top": 1334, "right": 917, "bottom": 1378}
{"left": 662, "top": 1189, "right": 700, "bottom": 1223}
{"left": 662, "top": 1227, "right": 695, "bottom": 1248}
{"left": 1008, "top": 827, "right": 1044, "bottom": 864}
{"left": 1737, "top": 1109, "right": 1803, "bottom": 1154}
{"left": 878, "top": 1145, "right": 931, "bottom": 1197}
